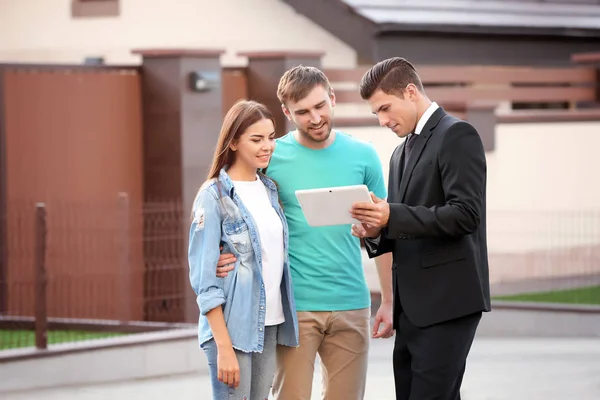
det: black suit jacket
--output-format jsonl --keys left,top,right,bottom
{"left": 365, "top": 107, "right": 491, "bottom": 328}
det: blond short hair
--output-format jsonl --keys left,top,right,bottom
{"left": 277, "top": 65, "right": 332, "bottom": 106}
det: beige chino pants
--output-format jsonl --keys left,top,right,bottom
{"left": 272, "top": 308, "right": 371, "bottom": 400}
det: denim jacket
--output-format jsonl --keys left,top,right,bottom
{"left": 188, "top": 168, "right": 299, "bottom": 352}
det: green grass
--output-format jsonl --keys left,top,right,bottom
{"left": 493, "top": 285, "right": 600, "bottom": 305}
{"left": 0, "top": 330, "right": 127, "bottom": 350}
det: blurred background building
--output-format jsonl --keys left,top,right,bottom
{"left": 0, "top": 1, "right": 599, "bottom": 397}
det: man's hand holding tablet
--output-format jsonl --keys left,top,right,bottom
{"left": 350, "top": 192, "right": 390, "bottom": 239}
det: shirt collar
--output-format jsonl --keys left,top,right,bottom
{"left": 414, "top": 102, "right": 439, "bottom": 135}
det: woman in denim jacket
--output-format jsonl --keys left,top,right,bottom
{"left": 188, "top": 100, "right": 299, "bottom": 400}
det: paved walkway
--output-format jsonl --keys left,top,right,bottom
{"left": 4, "top": 336, "right": 600, "bottom": 399}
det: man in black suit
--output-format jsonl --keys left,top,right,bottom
{"left": 350, "top": 57, "right": 491, "bottom": 400}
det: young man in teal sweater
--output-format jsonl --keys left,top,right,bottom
{"left": 217, "top": 66, "right": 393, "bottom": 400}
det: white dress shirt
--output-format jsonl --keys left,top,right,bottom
{"left": 413, "top": 102, "right": 439, "bottom": 136}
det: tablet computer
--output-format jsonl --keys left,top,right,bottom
{"left": 295, "top": 184, "right": 372, "bottom": 227}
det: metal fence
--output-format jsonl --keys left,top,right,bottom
{"left": 1, "top": 199, "right": 600, "bottom": 352}
{"left": 487, "top": 209, "right": 600, "bottom": 301}
{"left": 0, "top": 196, "right": 190, "bottom": 351}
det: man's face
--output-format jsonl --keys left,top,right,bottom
{"left": 282, "top": 85, "right": 335, "bottom": 144}
{"left": 367, "top": 88, "right": 418, "bottom": 138}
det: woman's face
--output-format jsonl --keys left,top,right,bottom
{"left": 229, "top": 118, "right": 276, "bottom": 171}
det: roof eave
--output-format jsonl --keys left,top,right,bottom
{"left": 282, "top": 0, "right": 379, "bottom": 63}
{"left": 375, "top": 23, "right": 600, "bottom": 38}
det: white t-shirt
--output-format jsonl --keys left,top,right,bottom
{"left": 233, "top": 177, "right": 285, "bottom": 326}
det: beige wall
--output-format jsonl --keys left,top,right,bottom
{"left": 0, "top": 0, "right": 356, "bottom": 67}
{"left": 490, "top": 122, "right": 600, "bottom": 212}
{"left": 486, "top": 122, "right": 600, "bottom": 255}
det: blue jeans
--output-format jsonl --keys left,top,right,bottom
{"left": 202, "top": 325, "right": 278, "bottom": 400}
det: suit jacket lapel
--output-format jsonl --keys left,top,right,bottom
{"left": 398, "top": 107, "right": 447, "bottom": 202}
{"left": 396, "top": 142, "right": 407, "bottom": 187}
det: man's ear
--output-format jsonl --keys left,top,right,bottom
{"left": 406, "top": 84, "right": 419, "bottom": 101}
{"left": 281, "top": 104, "right": 292, "bottom": 121}
{"left": 329, "top": 88, "right": 336, "bottom": 107}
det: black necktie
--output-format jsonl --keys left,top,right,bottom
{"left": 403, "top": 133, "right": 416, "bottom": 170}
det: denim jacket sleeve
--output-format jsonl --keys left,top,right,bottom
{"left": 188, "top": 187, "right": 225, "bottom": 316}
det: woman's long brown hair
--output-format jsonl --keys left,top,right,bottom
{"left": 190, "top": 100, "right": 277, "bottom": 218}
{"left": 206, "top": 100, "right": 275, "bottom": 181}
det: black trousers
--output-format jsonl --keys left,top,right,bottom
{"left": 393, "top": 310, "right": 482, "bottom": 400}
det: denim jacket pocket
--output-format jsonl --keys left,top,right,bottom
{"left": 223, "top": 219, "right": 253, "bottom": 254}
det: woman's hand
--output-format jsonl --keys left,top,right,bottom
{"left": 217, "top": 345, "right": 240, "bottom": 388}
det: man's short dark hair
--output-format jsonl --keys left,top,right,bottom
{"left": 359, "top": 57, "right": 424, "bottom": 100}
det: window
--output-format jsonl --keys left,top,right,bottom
{"left": 71, "top": 0, "right": 120, "bottom": 18}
